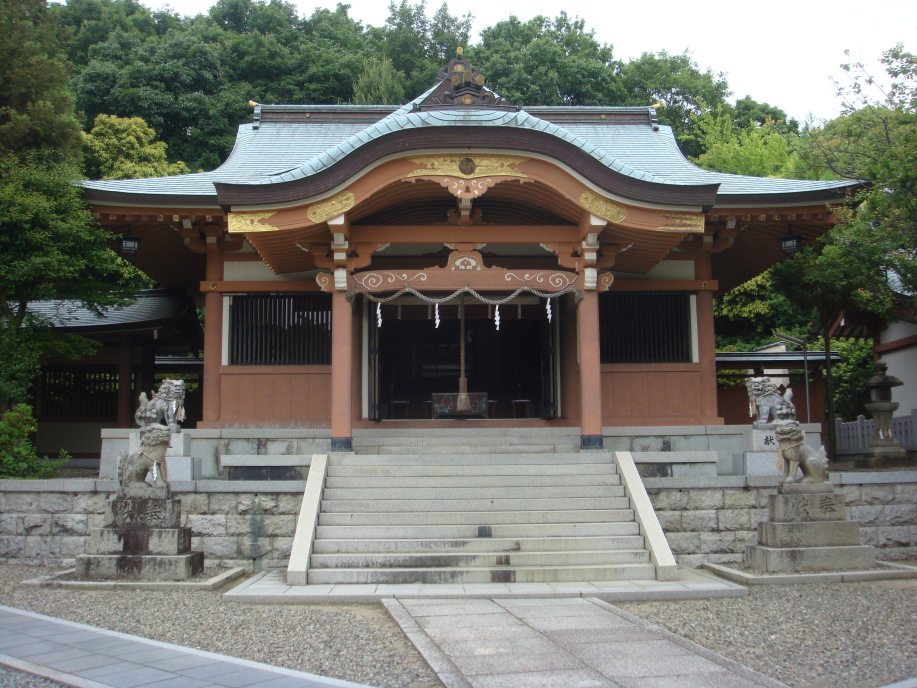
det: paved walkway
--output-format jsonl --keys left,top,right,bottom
{"left": 384, "top": 597, "right": 789, "bottom": 688}
{"left": 0, "top": 604, "right": 370, "bottom": 688}
{"left": 223, "top": 568, "right": 746, "bottom": 603}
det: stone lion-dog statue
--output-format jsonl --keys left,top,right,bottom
{"left": 119, "top": 423, "right": 171, "bottom": 494}
{"left": 135, "top": 379, "right": 185, "bottom": 433}
{"left": 774, "top": 419, "right": 829, "bottom": 485}
{"left": 746, "top": 376, "right": 796, "bottom": 429}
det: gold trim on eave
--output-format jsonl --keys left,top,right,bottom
{"left": 228, "top": 210, "right": 279, "bottom": 233}
{"left": 408, "top": 155, "right": 528, "bottom": 179}
{"left": 579, "top": 192, "right": 627, "bottom": 224}
{"left": 306, "top": 192, "right": 356, "bottom": 224}
{"left": 657, "top": 211, "right": 705, "bottom": 233}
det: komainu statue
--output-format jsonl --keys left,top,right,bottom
{"left": 774, "top": 419, "right": 829, "bottom": 485}
{"left": 135, "top": 379, "right": 185, "bottom": 433}
{"left": 746, "top": 376, "right": 796, "bottom": 429}
{"left": 119, "top": 423, "right": 171, "bottom": 495}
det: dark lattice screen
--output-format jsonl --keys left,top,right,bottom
{"left": 599, "top": 292, "right": 692, "bottom": 363}
{"left": 229, "top": 294, "right": 331, "bottom": 365}
{"left": 37, "top": 367, "right": 119, "bottom": 419}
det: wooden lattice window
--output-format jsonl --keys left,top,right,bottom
{"left": 36, "top": 367, "right": 119, "bottom": 419}
{"left": 599, "top": 292, "right": 692, "bottom": 364}
{"left": 228, "top": 294, "right": 331, "bottom": 365}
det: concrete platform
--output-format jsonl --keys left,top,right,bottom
{"left": 702, "top": 560, "right": 917, "bottom": 586}
{"left": 0, "top": 604, "right": 370, "bottom": 688}
{"left": 222, "top": 567, "right": 748, "bottom": 604}
{"left": 384, "top": 596, "right": 787, "bottom": 688}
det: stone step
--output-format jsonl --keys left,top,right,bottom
{"left": 354, "top": 444, "right": 578, "bottom": 455}
{"left": 307, "top": 563, "right": 657, "bottom": 585}
{"left": 352, "top": 428, "right": 581, "bottom": 439}
{"left": 312, "top": 535, "right": 646, "bottom": 554}
{"left": 327, "top": 463, "right": 617, "bottom": 478}
{"left": 325, "top": 474, "right": 621, "bottom": 488}
{"left": 311, "top": 549, "right": 650, "bottom": 569}
{"left": 316, "top": 521, "right": 641, "bottom": 540}
{"left": 352, "top": 435, "right": 583, "bottom": 447}
{"left": 322, "top": 485, "right": 625, "bottom": 500}
{"left": 332, "top": 452, "right": 613, "bottom": 466}
{"left": 317, "top": 508, "right": 636, "bottom": 526}
{"left": 320, "top": 496, "right": 631, "bottom": 513}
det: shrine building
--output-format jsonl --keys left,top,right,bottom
{"left": 82, "top": 51, "right": 860, "bottom": 454}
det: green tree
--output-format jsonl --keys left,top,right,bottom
{"left": 619, "top": 50, "right": 731, "bottom": 157}
{"left": 470, "top": 12, "right": 623, "bottom": 106}
{"left": 84, "top": 114, "right": 190, "bottom": 179}
{"left": 353, "top": 55, "right": 406, "bottom": 104}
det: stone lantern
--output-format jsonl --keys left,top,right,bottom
{"left": 862, "top": 359, "right": 907, "bottom": 467}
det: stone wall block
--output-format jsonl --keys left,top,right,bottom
{"left": 861, "top": 485, "right": 896, "bottom": 505}
{"left": 0, "top": 514, "right": 19, "bottom": 535}
{"left": 655, "top": 510, "right": 683, "bottom": 531}
{"left": 200, "top": 536, "right": 240, "bottom": 558}
{"left": 4, "top": 494, "right": 38, "bottom": 513}
{"left": 664, "top": 531, "right": 700, "bottom": 555}
{"left": 260, "top": 515, "right": 296, "bottom": 537}
{"left": 23, "top": 536, "right": 60, "bottom": 559}
{"left": 207, "top": 494, "right": 241, "bottom": 515}
{"left": 895, "top": 485, "right": 917, "bottom": 504}
{"left": 39, "top": 493, "right": 73, "bottom": 513}
{"left": 72, "top": 493, "right": 110, "bottom": 514}
{"left": 277, "top": 494, "right": 304, "bottom": 514}
{"left": 836, "top": 485, "right": 862, "bottom": 506}
{"left": 21, "top": 515, "right": 51, "bottom": 535}
{"left": 685, "top": 489, "right": 725, "bottom": 510}
{"left": 185, "top": 514, "right": 227, "bottom": 536}
{"left": 749, "top": 508, "right": 768, "bottom": 526}
{"left": 699, "top": 531, "right": 740, "bottom": 554}
{"left": 682, "top": 509, "right": 718, "bottom": 532}
{"left": 51, "top": 514, "right": 88, "bottom": 536}
{"left": 178, "top": 494, "right": 209, "bottom": 514}
{"left": 878, "top": 526, "right": 914, "bottom": 547}
{"left": 859, "top": 527, "right": 879, "bottom": 545}
{"left": 59, "top": 536, "right": 88, "bottom": 557}
{"left": 88, "top": 514, "right": 107, "bottom": 530}
{"left": 718, "top": 509, "right": 752, "bottom": 531}
{"left": 225, "top": 515, "right": 253, "bottom": 536}
{"left": 238, "top": 494, "right": 280, "bottom": 515}
{"left": 849, "top": 505, "right": 885, "bottom": 525}
{"left": 884, "top": 503, "right": 917, "bottom": 526}
{"left": 649, "top": 489, "right": 689, "bottom": 511}
{"left": 0, "top": 536, "right": 24, "bottom": 557}
{"left": 272, "top": 537, "right": 294, "bottom": 557}
{"left": 723, "top": 489, "right": 757, "bottom": 509}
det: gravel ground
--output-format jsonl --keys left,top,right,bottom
{"left": 0, "top": 565, "right": 441, "bottom": 688}
{"left": 618, "top": 579, "right": 917, "bottom": 688}
{"left": 0, "top": 666, "right": 66, "bottom": 688}
{"left": 1, "top": 564, "right": 915, "bottom": 688}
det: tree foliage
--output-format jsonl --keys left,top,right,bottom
{"left": 84, "top": 114, "right": 190, "bottom": 178}
{"left": 470, "top": 13, "right": 624, "bottom": 106}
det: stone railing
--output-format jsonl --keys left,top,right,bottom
{"left": 836, "top": 409, "right": 917, "bottom": 456}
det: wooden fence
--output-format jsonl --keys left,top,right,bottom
{"left": 836, "top": 408, "right": 917, "bottom": 455}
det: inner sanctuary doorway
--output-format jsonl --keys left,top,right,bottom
{"left": 369, "top": 297, "right": 559, "bottom": 420}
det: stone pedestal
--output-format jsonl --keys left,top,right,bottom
{"left": 76, "top": 494, "right": 203, "bottom": 580}
{"left": 863, "top": 401, "right": 907, "bottom": 468}
{"left": 742, "top": 428, "right": 781, "bottom": 475}
{"left": 746, "top": 487, "right": 876, "bottom": 573}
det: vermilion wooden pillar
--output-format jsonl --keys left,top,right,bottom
{"left": 578, "top": 290, "right": 603, "bottom": 448}
{"left": 330, "top": 289, "right": 353, "bottom": 451}
{"left": 694, "top": 251, "right": 720, "bottom": 420}
{"left": 201, "top": 246, "right": 224, "bottom": 425}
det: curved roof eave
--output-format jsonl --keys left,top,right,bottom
{"left": 213, "top": 123, "right": 722, "bottom": 209}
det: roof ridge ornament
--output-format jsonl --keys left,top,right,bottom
{"left": 419, "top": 47, "right": 515, "bottom": 110}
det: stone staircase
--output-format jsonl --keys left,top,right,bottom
{"left": 299, "top": 428, "right": 661, "bottom": 585}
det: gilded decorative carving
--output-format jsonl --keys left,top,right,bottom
{"left": 598, "top": 272, "right": 615, "bottom": 292}
{"left": 408, "top": 156, "right": 528, "bottom": 180}
{"left": 657, "top": 211, "right": 705, "bottom": 233}
{"left": 440, "top": 177, "right": 499, "bottom": 199}
{"left": 504, "top": 272, "right": 578, "bottom": 289}
{"left": 315, "top": 273, "right": 334, "bottom": 293}
{"left": 306, "top": 191, "right": 356, "bottom": 224}
{"left": 579, "top": 192, "right": 627, "bottom": 224}
{"left": 227, "top": 211, "right": 279, "bottom": 234}
{"left": 353, "top": 272, "right": 428, "bottom": 290}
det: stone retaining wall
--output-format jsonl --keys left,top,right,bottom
{"left": 0, "top": 480, "right": 304, "bottom": 571}
{"left": 645, "top": 471, "right": 917, "bottom": 567}
{"left": 1, "top": 472, "right": 915, "bottom": 571}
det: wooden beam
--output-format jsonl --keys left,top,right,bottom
{"left": 199, "top": 280, "right": 323, "bottom": 293}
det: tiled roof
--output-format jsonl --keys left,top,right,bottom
{"left": 82, "top": 78, "right": 860, "bottom": 204}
